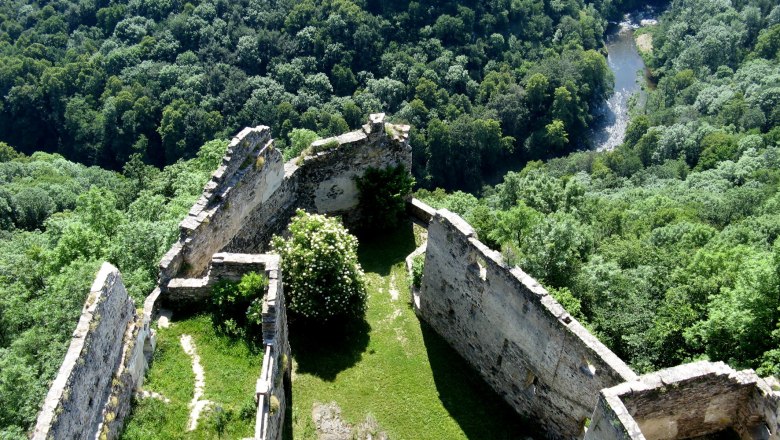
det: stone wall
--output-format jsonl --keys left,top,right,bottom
{"left": 158, "top": 113, "right": 410, "bottom": 283}
{"left": 166, "top": 253, "right": 275, "bottom": 305}
{"left": 585, "top": 361, "right": 780, "bottom": 440}
{"left": 160, "top": 253, "right": 290, "bottom": 440}
{"left": 227, "top": 113, "right": 411, "bottom": 252}
{"left": 415, "top": 208, "right": 637, "bottom": 439}
{"left": 32, "top": 263, "right": 136, "bottom": 440}
{"left": 159, "top": 126, "right": 280, "bottom": 279}
{"left": 254, "top": 254, "right": 290, "bottom": 440}
{"left": 35, "top": 115, "right": 410, "bottom": 440}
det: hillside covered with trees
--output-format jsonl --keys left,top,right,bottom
{"left": 0, "top": 0, "right": 647, "bottom": 192}
{"left": 4, "top": 0, "right": 780, "bottom": 437}
{"left": 0, "top": 140, "right": 225, "bottom": 437}
{"left": 420, "top": 0, "right": 780, "bottom": 375}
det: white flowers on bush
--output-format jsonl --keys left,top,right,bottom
{"left": 272, "top": 210, "right": 367, "bottom": 321}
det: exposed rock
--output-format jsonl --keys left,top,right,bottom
{"left": 312, "top": 402, "right": 388, "bottom": 440}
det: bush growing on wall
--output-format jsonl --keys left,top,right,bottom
{"left": 211, "top": 271, "right": 268, "bottom": 338}
{"left": 411, "top": 253, "right": 425, "bottom": 289}
{"left": 355, "top": 165, "right": 414, "bottom": 232}
{"left": 272, "top": 210, "right": 366, "bottom": 321}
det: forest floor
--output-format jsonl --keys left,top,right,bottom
{"left": 286, "top": 221, "right": 533, "bottom": 440}
{"left": 122, "top": 314, "right": 263, "bottom": 439}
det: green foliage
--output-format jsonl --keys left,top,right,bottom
{"left": 355, "top": 165, "right": 414, "bottom": 232}
{"left": 411, "top": 253, "right": 425, "bottom": 289}
{"left": 0, "top": 140, "right": 220, "bottom": 436}
{"left": 291, "top": 224, "right": 535, "bottom": 439}
{"left": 122, "top": 315, "right": 263, "bottom": 439}
{"left": 272, "top": 210, "right": 366, "bottom": 322}
{"left": 211, "top": 272, "right": 268, "bottom": 339}
{"left": 0, "top": 0, "right": 616, "bottom": 192}
{"left": 428, "top": 135, "right": 780, "bottom": 373}
{"left": 285, "top": 129, "right": 319, "bottom": 162}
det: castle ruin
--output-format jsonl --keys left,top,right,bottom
{"left": 32, "top": 116, "right": 780, "bottom": 440}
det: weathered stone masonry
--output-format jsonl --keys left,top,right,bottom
{"left": 32, "top": 263, "right": 136, "bottom": 440}
{"left": 586, "top": 361, "right": 780, "bottom": 440}
{"left": 410, "top": 199, "right": 780, "bottom": 440}
{"left": 415, "top": 208, "right": 637, "bottom": 438}
{"left": 34, "top": 114, "right": 411, "bottom": 440}
{"left": 162, "top": 253, "right": 289, "bottom": 440}
{"left": 37, "top": 112, "right": 780, "bottom": 440}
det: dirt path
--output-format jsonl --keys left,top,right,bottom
{"left": 180, "top": 334, "right": 212, "bottom": 431}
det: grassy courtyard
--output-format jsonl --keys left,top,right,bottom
{"left": 287, "top": 222, "right": 533, "bottom": 439}
{"left": 122, "top": 315, "right": 263, "bottom": 439}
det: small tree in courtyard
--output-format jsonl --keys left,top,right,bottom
{"left": 272, "top": 210, "right": 367, "bottom": 321}
{"left": 355, "top": 165, "right": 414, "bottom": 232}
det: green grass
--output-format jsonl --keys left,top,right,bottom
{"left": 122, "top": 315, "right": 263, "bottom": 439}
{"left": 287, "top": 222, "right": 534, "bottom": 440}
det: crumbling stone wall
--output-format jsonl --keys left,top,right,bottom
{"left": 32, "top": 263, "right": 136, "bottom": 440}
{"left": 227, "top": 113, "right": 411, "bottom": 252}
{"left": 415, "top": 208, "right": 637, "bottom": 439}
{"left": 35, "top": 115, "right": 409, "bottom": 440}
{"left": 159, "top": 114, "right": 410, "bottom": 282}
{"left": 159, "top": 126, "right": 280, "bottom": 280}
{"left": 254, "top": 254, "right": 290, "bottom": 440}
{"left": 161, "top": 253, "right": 290, "bottom": 440}
{"left": 586, "top": 361, "right": 780, "bottom": 440}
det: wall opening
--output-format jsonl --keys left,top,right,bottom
{"left": 580, "top": 359, "right": 597, "bottom": 377}
{"left": 524, "top": 371, "right": 538, "bottom": 396}
{"left": 468, "top": 253, "right": 487, "bottom": 281}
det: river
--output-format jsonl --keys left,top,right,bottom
{"left": 590, "top": 11, "right": 656, "bottom": 151}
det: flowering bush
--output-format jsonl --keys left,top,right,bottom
{"left": 273, "top": 210, "right": 367, "bottom": 321}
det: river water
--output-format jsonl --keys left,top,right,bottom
{"left": 590, "top": 15, "right": 652, "bottom": 151}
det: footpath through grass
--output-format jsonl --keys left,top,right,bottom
{"left": 122, "top": 314, "right": 263, "bottom": 439}
{"left": 288, "top": 222, "right": 532, "bottom": 439}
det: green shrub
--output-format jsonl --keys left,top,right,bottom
{"left": 312, "top": 138, "right": 340, "bottom": 153}
{"left": 355, "top": 165, "right": 414, "bottom": 232}
{"left": 285, "top": 129, "right": 319, "bottom": 161}
{"left": 239, "top": 399, "right": 257, "bottom": 421}
{"left": 411, "top": 253, "right": 425, "bottom": 288}
{"left": 211, "top": 271, "right": 268, "bottom": 338}
{"left": 272, "top": 210, "right": 366, "bottom": 321}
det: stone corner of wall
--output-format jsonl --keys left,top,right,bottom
{"left": 407, "top": 198, "right": 436, "bottom": 223}
{"left": 33, "top": 261, "right": 135, "bottom": 440}
{"left": 434, "top": 208, "right": 476, "bottom": 237}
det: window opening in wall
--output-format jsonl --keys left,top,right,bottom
{"left": 580, "top": 358, "right": 597, "bottom": 377}
{"left": 468, "top": 253, "right": 487, "bottom": 281}
{"left": 524, "top": 371, "right": 537, "bottom": 396}
{"left": 477, "top": 257, "right": 487, "bottom": 281}
{"left": 580, "top": 417, "right": 591, "bottom": 436}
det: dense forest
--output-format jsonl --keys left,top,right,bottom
{"left": 3, "top": 0, "right": 780, "bottom": 437}
{"left": 0, "top": 141, "right": 225, "bottom": 437}
{"left": 0, "top": 0, "right": 648, "bottom": 191}
{"left": 0, "top": 0, "right": 639, "bottom": 435}
{"left": 420, "top": 0, "right": 780, "bottom": 375}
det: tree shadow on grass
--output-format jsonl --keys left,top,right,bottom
{"left": 288, "top": 221, "right": 415, "bottom": 381}
{"left": 289, "top": 317, "right": 371, "bottom": 381}
{"left": 355, "top": 220, "right": 417, "bottom": 276}
{"left": 420, "top": 322, "right": 543, "bottom": 440}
